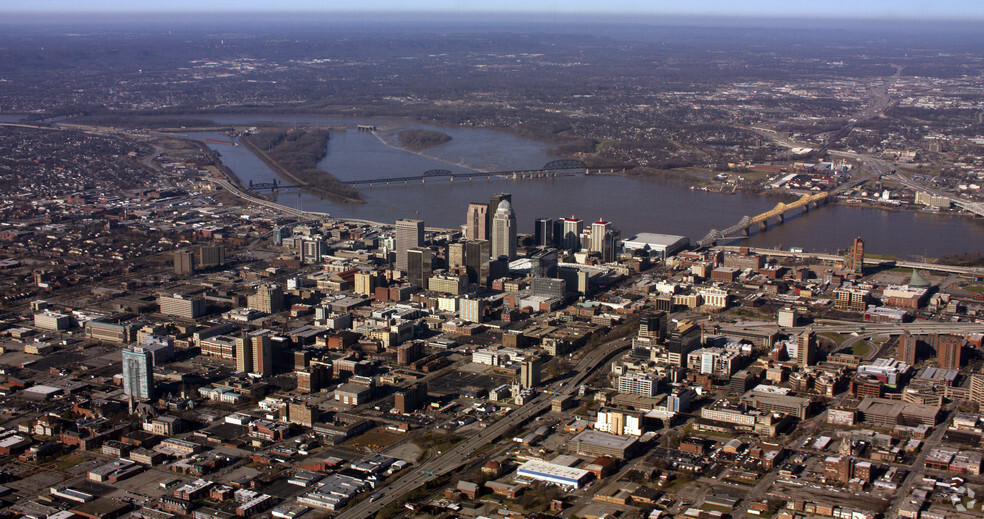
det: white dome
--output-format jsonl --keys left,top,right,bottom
{"left": 496, "top": 200, "right": 512, "bottom": 213}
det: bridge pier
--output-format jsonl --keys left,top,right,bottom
{"left": 777, "top": 213, "right": 784, "bottom": 224}
{"left": 803, "top": 204, "right": 809, "bottom": 213}
{"left": 760, "top": 220, "right": 768, "bottom": 231}
{"left": 743, "top": 227, "right": 750, "bottom": 237}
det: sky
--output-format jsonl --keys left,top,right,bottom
{"left": 4, "top": 0, "right": 984, "bottom": 20}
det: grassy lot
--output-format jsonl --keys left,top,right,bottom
{"left": 820, "top": 332, "right": 848, "bottom": 346}
{"left": 53, "top": 454, "right": 87, "bottom": 472}
{"left": 852, "top": 341, "right": 873, "bottom": 357}
{"left": 344, "top": 427, "right": 405, "bottom": 450}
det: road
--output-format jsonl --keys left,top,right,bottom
{"left": 334, "top": 337, "right": 632, "bottom": 519}
{"left": 210, "top": 177, "right": 331, "bottom": 221}
{"left": 893, "top": 172, "right": 984, "bottom": 217}
{"left": 883, "top": 406, "right": 956, "bottom": 519}
{"left": 713, "top": 245, "right": 984, "bottom": 276}
{"left": 718, "top": 320, "right": 984, "bottom": 339}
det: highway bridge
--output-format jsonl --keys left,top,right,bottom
{"left": 212, "top": 178, "right": 330, "bottom": 221}
{"left": 342, "top": 159, "right": 604, "bottom": 186}
{"left": 714, "top": 245, "right": 984, "bottom": 276}
{"left": 697, "top": 192, "right": 829, "bottom": 248}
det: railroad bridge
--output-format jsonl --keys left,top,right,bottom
{"left": 344, "top": 160, "right": 607, "bottom": 187}
{"left": 698, "top": 192, "right": 829, "bottom": 248}
{"left": 248, "top": 179, "right": 303, "bottom": 192}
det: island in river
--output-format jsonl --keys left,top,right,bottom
{"left": 397, "top": 129, "right": 452, "bottom": 151}
{"left": 240, "top": 128, "right": 364, "bottom": 203}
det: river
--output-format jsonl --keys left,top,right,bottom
{"left": 189, "top": 115, "right": 984, "bottom": 259}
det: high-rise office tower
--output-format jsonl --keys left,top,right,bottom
{"left": 252, "top": 335, "right": 274, "bottom": 377}
{"left": 487, "top": 193, "right": 511, "bottom": 240}
{"left": 395, "top": 219, "right": 425, "bottom": 271}
{"left": 448, "top": 242, "right": 466, "bottom": 268}
{"left": 590, "top": 220, "right": 612, "bottom": 253}
{"left": 465, "top": 203, "right": 489, "bottom": 241}
{"left": 552, "top": 219, "right": 566, "bottom": 249}
{"left": 530, "top": 248, "right": 558, "bottom": 278}
{"left": 534, "top": 218, "right": 554, "bottom": 247}
{"left": 795, "top": 331, "right": 817, "bottom": 366}
{"left": 122, "top": 347, "right": 155, "bottom": 401}
{"left": 562, "top": 217, "right": 584, "bottom": 251}
{"left": 639, "top": 311, "right": 668, "bottom": 341}
{"left": 406, "top": 247, "right": 433, "bottom": 289}
{"left": 845, "top": 237, "right": 864, "bottom": 274}
{"left": 491, "top": 199, "right": 517, "bottom": 261}
{"left": 464, "top": 240, "right": 491, "bottom": 287}
{"left": 520, "top": 357, "right": 542, "bottom": 388}
{"left": 590, "top": 220, "right": 620, "bottom": 261}
{"left": 173, "top": 250, "right": 194, "bottom": 275}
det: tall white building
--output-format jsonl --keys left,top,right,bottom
{"left": 491, "top": 200, "right": 517, "bottom": 260}
{"left": 562, "top": 217, "right": 583, "bottom": 251}
{"left": 395, "top": 219, "right": 424, "bottom": 271}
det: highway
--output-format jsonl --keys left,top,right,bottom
{"left": 334, "top": 337, "right": 632, "bottom": 519}
{"left": 210, "top": 177, "right": 331, "bottom": 221}
{"left": 719, "top": 321, "right": 984, "bottom": 336}
{"left": 893, "top": 172, "right": 984, "bottom": 217}
{"left": 713, "top": 245, "right": 984, "bottom": 276}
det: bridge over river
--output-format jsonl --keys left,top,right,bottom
{"left": 340, "top": 159, "right": 614, "bottom": 186}
{"left": 697, "top": 191, "right": 830, "bottom": 248}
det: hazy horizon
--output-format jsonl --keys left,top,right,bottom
{"left": 1, "top": 10, "right": 982, "bottom": 34}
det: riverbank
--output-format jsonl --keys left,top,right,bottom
{"left": 240, "top": 128, "right": 364, "bottom": 204}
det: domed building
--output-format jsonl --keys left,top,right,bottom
{"left": 491, "top": 199, "right": 517, "bottom": 261}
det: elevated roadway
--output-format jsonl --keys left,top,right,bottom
{"left": 713, "top": 245, "right": 984, "bottom": 276}
{"left": 893, "top": 172, "right": 984, "bottom": 217}
{"left": 211, "top": 177, "right": 330, "bottom": 221}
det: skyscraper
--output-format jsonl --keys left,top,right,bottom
{"left": 795, "top": 330, "right": 817, "bottom": 366}
{"left": 395, "top": 219, "right": 424, "bottom": 271}
{"left": 530, "top": 248, "right": 558, "bottom": 278}
{"left": 464, "top": 240, "right": 491, "bottom": 287}
{"left": 122, "top": 347, "right": 155, "bottom": 401}
{"left": 590, "top": 220, "right": 612, "bottom": 253}
{"left": 589, "top": 220, "right": 619, "bottom": 261}
{"left": 406, "top": 247, "right": 433, "bottom": 289}
{"left": 448, "top": 242, "right": 465, "bottom": 268}
{"left": 487, "top": 193, "right": 511, "bottom": 240}
{"left": 534, "top": 218, "right": 554, "bottom": 247}
{"left": 465, "top": 203, "right": 489, "bottom": 241}
{"left": 520, "top": 357, "right": 542, "bottom": 388}
{"left": 639, "top": 312, "right": 668, "bottom": 341}
{"left": 252, "top": 335, "right": 274, "bottom": 377}
{"left": 845, "top": 237, "right": 864, "bottom": 274}
{"left": 491, "top": 199, "right": 517, "bottom": 261}
{"left": 562, "top": 217, "right": 584, "bottom": 251}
